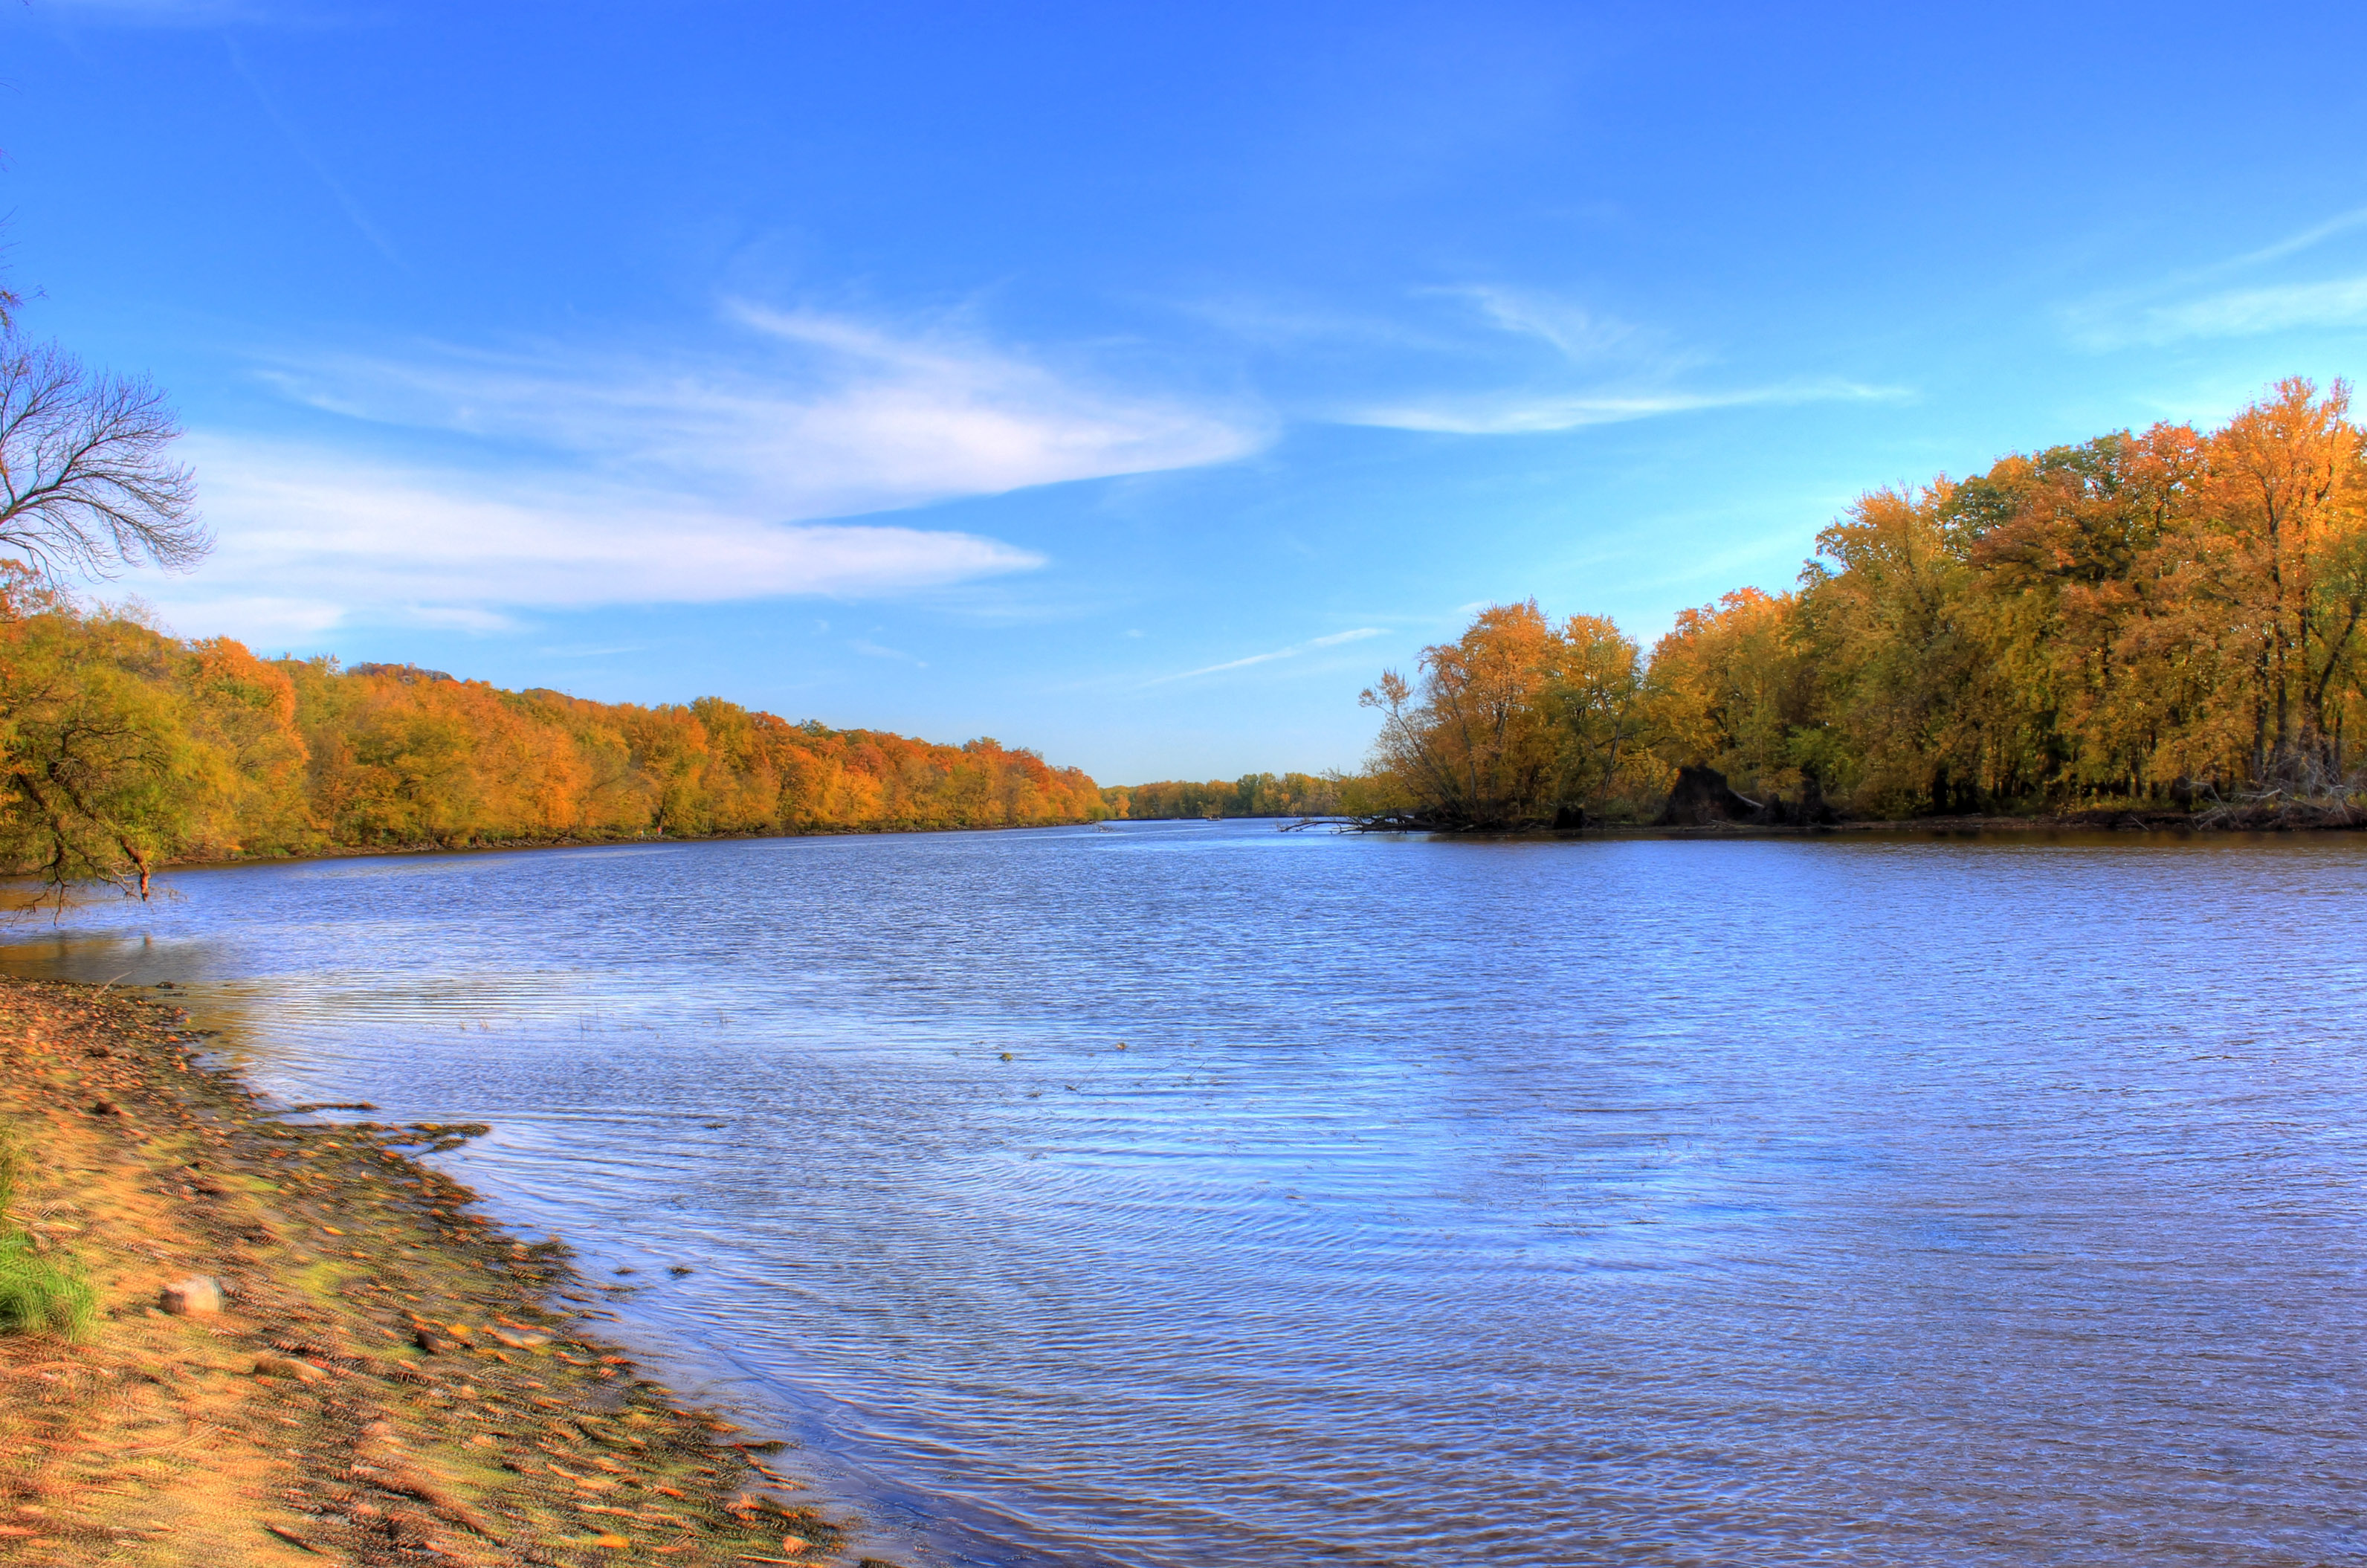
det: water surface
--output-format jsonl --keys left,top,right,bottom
{"left": 6, "top": 823, "right": 2363, "bottom": 1566}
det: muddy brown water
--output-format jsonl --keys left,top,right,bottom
{"left": 5, "top": 822, "right": 2364, "bottom": 1566}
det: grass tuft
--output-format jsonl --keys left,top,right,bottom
{"left": 0, "top": 1131, "right": 97, "bottom": 1338}
{"left": 0, "top": 1230, "right": 95, "bottom": 1337}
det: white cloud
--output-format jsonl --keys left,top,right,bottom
{"left": 161, "top": 306, "right": 1264, "bottom": 642}
{"left": 1146, "top": 627, "right": 1383, "bottom": 685}
{"left": 1346, "top": 379, "right": 1903, "bottom": 435}
{"left": 145, "top": 437, "right": 1048, "bottom": 645}
{"left": 253, "top": 306, "right": 1260, "bottom": 522}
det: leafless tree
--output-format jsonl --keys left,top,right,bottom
{"left": 0, "top": 332, "right": 208, "bottom": 587}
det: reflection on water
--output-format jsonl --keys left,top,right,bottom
{"left": 5, "top": 823, "right": 2365, "bottom": 1567}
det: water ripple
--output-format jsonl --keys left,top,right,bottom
{"left": 4, "top": 825, "right": 2364, "bottom": 1566}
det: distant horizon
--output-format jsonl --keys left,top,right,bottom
{"left": 10, "top": 1, "right": 2367, "bottom": 780}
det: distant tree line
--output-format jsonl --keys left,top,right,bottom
{"left": 1102, "top": 772, "right": 1342, "bottom": 820}
{"left": 0, "top": 587, "right": 1106, "bottom": 897}
{"left": 1357, "top": 378, "right": 2367, "bottom": 827}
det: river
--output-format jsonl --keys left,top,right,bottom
{"left": 4, "top": 822, "right": 2363, "bottom": 1566}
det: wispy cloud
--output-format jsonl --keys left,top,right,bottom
{"left": 1146, "top": 627, "right": 1383, "bottom": 685}
{"left": 2064, "top": 204, "right": 2367, "bottom": 348}
{"left": 1327, "top": 285, "right": 1899, "bottom": 434}
{"left": 848, "top": 638, "right": 927, "bottom": 666}
{"left": 167, "top": 306, "right": 1264, "bottom": 642}
{"left": 2075, "top": 275, "right": 2367, "bottom": 348}
{"left": 2218, "top": 206, "right": 2367, "bottom": 272}
{"left": 225, "top": 39, "right": 402, "bottom": 268}
{"left": 1349, "top": 378, "right": 1903, "bottom": 435}
{"left": 1441, "top": 284, "right": 1666, "bottom": 367}
{"left": 146, "top": 436, "right": 1048, "bottom": 645}
{"left": 252, "top": 306, "right": 1262, "bottom": 523}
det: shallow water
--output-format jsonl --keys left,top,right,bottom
{"left": 6, "top": 823, "right": 2365, "bottom": 1566}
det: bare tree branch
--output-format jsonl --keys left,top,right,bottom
{"left": 0, "top": 332, "right": 209, "bottom": 587}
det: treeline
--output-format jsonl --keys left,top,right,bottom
{"left": 0, "top": 584, "right": 1105, "bottom": 894}
{"left": 1102, "top": 772, "right": 1342, "bottom": 820}
{"left": 1362, "top": 378, "right": 2367, "bottom": 827}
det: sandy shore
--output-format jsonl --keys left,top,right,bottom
{"left": 0, "top": 978, "right": 889, "bottom": 1568}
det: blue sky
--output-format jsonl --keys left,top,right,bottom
{"left": 8, "top": 2, "right": 2367, "bottom": 781}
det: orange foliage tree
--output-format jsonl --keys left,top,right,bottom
{"left": 0, "top": 611, "right": 1106, "bottom": 888}
{"left": 273, "top": 664, "right": 1105, "bottom": 851}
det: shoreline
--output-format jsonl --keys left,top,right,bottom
{"left": 1317, "top": 809, "right": 2367, "bottom": 839}
{"left": 152, "top": 806, "right": 2367, "bottom": 878}
{"left": 0, "top": 977, "right": 894, "bottom": 1567}
{"left": 149, "top": 816, "right": 1100, "bottom": 879}
{"left": 32, "top": 807, "right": 2351, "bottom": 900}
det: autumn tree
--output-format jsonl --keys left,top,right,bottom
{"left": 1954, "top": 425, "right": 2206, "bottom": 801}
{"left": 1644, "top": 587, "right": 1815, "bottom": 801}
{"left": 2191, "top": 378, "right": 2366, "bottom": 782}
{"left": 0, "top": 271, "right": 216, "bottom": 896}
{"left": 1360, "top": 601, "right": 1662, "bottom": 826}
{"left": 1547, "top": 614, "right": 1649, "bottom": 807}
{"left": 1363, "top": 601, "right": 1560, "bottom": 826}
{"left": 0, "top": 594, "right": 306, "bottom": 899}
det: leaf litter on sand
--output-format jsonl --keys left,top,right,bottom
{"left": 0, "top": 977, "right": 880, "bottom": 1567}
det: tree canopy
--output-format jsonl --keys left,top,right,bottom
{"left": 1357, "top": 378, "right": 2367, "bottom": 827}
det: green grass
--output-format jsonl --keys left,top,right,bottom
{"left": 0, "top": 1230, "right": 95, "bottom": 1337}
{"left": 0, "top": 1131, "right": 97, "bottom": 1338}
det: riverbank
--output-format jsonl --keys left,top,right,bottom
{"left": 1627, "top": 803, "right": 2367, "bottom": 835}
{"left": 0, "top": 978, "right": 884, "bottom": 1568}
{"left": 152, "top": 816, "right": 1091, "bottom": 877}
{"left": 1325, "top": 799, "right": 2367, "bottom": 837}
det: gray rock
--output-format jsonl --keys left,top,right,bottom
{"left": 254, "top": 1354, "right": 329, "bottom": 1384}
